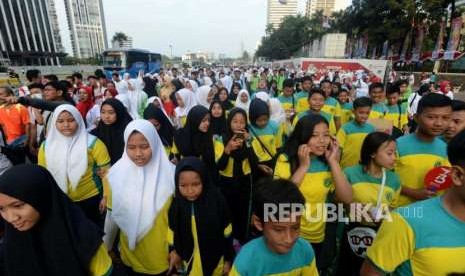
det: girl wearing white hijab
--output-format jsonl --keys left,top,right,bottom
{"left": 196, "top": 85, "right": 213, "bottom": 109}
{"left": 234, "top": 89, "right": 251, "bottom": 113}
{"left": 146, "top": 96, "right": 174, "bottom": 126}
{"left": 38, "top": 104, "right": 111, "bottom": 226}
{"left": 269, "top": 98, "right": 286, "bottom": 124}
{"left": 186, "top": 80, "right": 199, "bottom": 93}
{"left": 127, "top": 79, "right": 148, "bottom": 120}
{"left": 106, "top": 119, "right": 174, "bottom": 275}
{"left": 254, "top": 91, "right": 270, "bottom": 103}
{"left": 220, "top": 75, "right": 233, "bottom": 93}
{"left": 203, "top": 76, "right": 213, "bottom": 86}
{"left": 174, "top": 88, "right": 197, "bottom": 128}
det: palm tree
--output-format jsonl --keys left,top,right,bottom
{"left": 111, "top": 32, "right": 128, "bottom": 45}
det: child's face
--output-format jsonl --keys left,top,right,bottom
{"left": 231, "top": 113, "right": 246, "bottom": 133}
{"left": 211, "top": 103, "right": 223, "bottom": 118}
{"left": 78, "top": 89, "right": 88, "bottom": 101}
{"left": 198, "top": 114, "right": 210, "bottom": 133}
{"left": 416, "top": 106, "right": 452, "bottom": 137}
{"left": 321, "top": 82, "right": 332, "bottom": 97}
{"left": 240, "top": 93, "right": 249, "bottom": 103}
{"left": 373, "top": 141, "right": 397, "bottom": 170}
{"left": 308, "top": 94, "right": 325, "bottom": 112}
{"left": 399, "top": 83, "right": 408, "bottom": 94}
{"left": 0, "top": 193, "right": 40, "bottom": 232}
{"left": 259, "top": 80, "right": 267, "bottom": 89}
{"left": 353, "top": 107, "right": 371, "bottom": 124}
{"left": 253, "top": 216, "right": 301, "bottom": 255}
{"left": 233, "top": 86, "right": 240, "bottom": 95}
{"left": 307, "top": 122, "right": 330, "bottom": 156}
{"left": 148, "top": 119, "right": 161, "bottom": 131}
{"left": 283, "top": 87, "right": 293, "bottom": 97}
{"left": 126, "top": 132, "right": 152, "bottom": 167}
{"left": 175, "top": 93, "right": 185, "bottom": 108}
{"left": 153, "top": 99, "right": 161, "bottom": 108}
{"left": 386, "top": 92, "right": 400, "bottom": 106}
{"left": 100, "top": 104, "right": 117, "bottom": 125}
{"left": 56, "top": 111, "right": 78, "bottom": 137}
{"left": 219, "top": 90, "right": 228, "bottom": 102}
{"left": 178, "top": 171, "right": 203, "bottom": 201}
{"left": 255, "top": 115, "right": 269, "bottom": 129}
{"left": 337, "top": 91, "right": 348, "bottom": 103}
{"left": 445, "top": 110, "right": 465, "bottom": 141}
{"left": 369, "top": 87, "right": 385, "bottom": 104}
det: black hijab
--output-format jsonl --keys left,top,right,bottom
{"left": 249, "top": 98, "right": 270, "bottom": 127}
{"left": 91, "top": 98, "right": 132, "bottom": 164}
{"left": 0, "top": 164, "right": 103, "bottom": 276}
{"left": 209, "top": 100, "right": 227, "bottom": 136}
{"left": 168, "top": 157, "right": 233, "bottom": 276}
{"left": 222, "top": 108, "right": 255, "bottom": 176}
{"left": 215, "top": 88, "right": 234, "bottom": 111}
{"left": 143, "top": 104, "right": 175, "bottom": 147}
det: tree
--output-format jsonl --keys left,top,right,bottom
{"left": 111, "top": 32, "right": 129, "bottom": 44}
{"left": 265, "top": 23, "right": 274, "bottom": 37}
{"left": 242, "top": 51, "right": 250, "bottom": 61}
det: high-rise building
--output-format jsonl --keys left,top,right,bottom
{"left": 0, "top": 0, "right": 63, "bottom": 65}
{"left": 47, "top": 0, "right": 64, "bottom": 53}
{"left": 306, "top": 0, "right": 348, "bottom": 17}
{"left": 267, "top": 0, "right": 298, "bottom": 29}
{"left": 63, "top": 0, "right": 108, "bottom": 59}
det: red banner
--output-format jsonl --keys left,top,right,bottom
{"left": 444, "top": 17, "right": 463, "bottom": 60}
{"left": 412, "top": 25, "right": 425, "bottom": 62}
{"left": 432, "top": 21, "right": 446, "bottom": 60}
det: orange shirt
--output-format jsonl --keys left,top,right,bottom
{"left": 0, "top": 104, "right": 30, "bottom": 144}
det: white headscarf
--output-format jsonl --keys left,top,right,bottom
{"left": 254, "top": 91, "right": 270, "bottom": 103}
{"left": 220, "top": 75, "right": 233, "bottom": 93}
{"left": 235, "top": 89, "right": 251, "bottom": 112}
{"left": 203, "top": 76, "right": 213, "bottom": 86}
{"left": 109, "top": 119, "right": 175, "bottom": 250}
{"left": 270, "top": 98, "right": 286, "bottom": 124}
{"left": 174, "top": 88, "right": 197, "bottom": 118}
{"left": 116, "top": 94, "right": 130, "bottom": 110}
{"left": 45, "top": 104, "right": 89, "bottom": 193}
{"left": 127, "top": 79, "right": 147, "bottom": 120}
{"left": 146, "top": 96, "right": 174, "bottom": 126}
{"left": 188, "top": 80, "right": 199, "bottom": 93}
{"left": 196, "top": 85, "right": 212, "bottom": 109}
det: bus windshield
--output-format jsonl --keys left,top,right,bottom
{"left": 103, "top": 52, "right": 126, "bottom": 68}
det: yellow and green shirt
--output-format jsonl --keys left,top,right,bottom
{"left": 230, "top": 237, "right": 319, "bottom": 276}
{"left": 249, "top": 121, "right": 283, "bottom": 163}
{"left": 385, "top": 104, "right": 408, "bottom": 130}
{"left": 277, "top": 94, "right": 295, "bottom": 112}
{"left": 336, "top": 121, "right": 376, "bottom": 169}
{"left": 38, "top": 136, "right": 111, "bottom": 202}
{"left": 395, "top": 134, "right": 449, "bottom": 206}
{"left": 117, "top": 197, "right": 172, "bottom": 275}
{"left": 294, "top": 91, "right": 309, "bottom": 114}
{"left": 89, "top": 244, "right": 113, "bottom": 276}
{"left": 274, "top": 154, "right": 334, "bottom": 243}
{"left": 366, "top": 196, "right": 465, "bottom": 276}
{"left": 345, "top": 165, "right": 401, "bottom": 211}
{"left": 340, "top": 102, "right": 353, "bottom": 126}
{"left": 167, "top": 204, "right": 233, "bottom": 276}
{"left": 322, "top": 97, "right": 342, "bottom": 123}
{"left": 214, "top": 136, "right": 252, "bottom": 178}
{"left": 369, "top": 102, "right": 388, "bottom": 119}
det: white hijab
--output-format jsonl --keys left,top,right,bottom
{"left": 45, "top": 104, "right": 89, "bottom": 193}
{"left": 109, "top": 119, "right": 175, "bottom": 249}
{"left": 196, "top": 85, "right": 212, "bottom": 109}
{"left": 146, "top": 96, "right": 174, "bottom": 126}
{"left": 127, "top": 79, "right": 147, "bottom": 120}
{"left": 188, "top": 80, "right": 199, "bottom": 93}
{"left": 220, "top": 75, "right": 233, "bottom": 93}
{"left": 270, "top": 98, "right": 286, "bottom": 124}
{"left": 235, "top": 89, "right": 251, "bottom": 112}
{"left": 174, "top": 88, "right": 197, "bottom": 118}
{"left": 254, "top": 91, "right": 270, "bottom": 103}
{"left": 203, "top": 76, "right": 213, "bottom": 86}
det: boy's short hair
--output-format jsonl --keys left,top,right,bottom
{"left": 369, "top": 82, "right": 384, "bottom": 93}
{"left": 452, "top": 100, "right": 465, "bottom": 112}
{"left": 72, "top": 72, "right": 83, "bottom": 80}
{"left": 253, "top": 179, "right": 305, "bottom": 222}
{"left": 283, "top": 79, "right": 295, "bottom": 88}
{"left": 0, "top": 86, "right": 14, "bottom": 96}
{"left": 44, "top": 74, "right": 58, "bottom": 82}
{"left": 308, "top": 88, "right": 325, "bottom": 99}
{"left": 417, "top": 93, "right": 452, "bottom": 115}
{"left": 395, "top": 79, "right": 408, "bottom": 87}
{"left": 386, "top": 84, "right": 400, "bottom": 95}
{"left": 28, "top": 83, "right": 44, "bottom": 90}
{"left": 353, "top": 96, "right": 373, "bottom": 109}
{"left": 447, "top": 129, "right": 465, "bottom": 167}
{"left": 87, "top": 75, "right": 97, "bottom": 80}
{"left": 111, "top": 72, "right": 120, "bottom": 77}
{"left": 26, "top": 69, "right": 41, "bottom": 82}
{"left": 320, "top": 79, "right": 331, "bottom": 86}
{"left": 302, "top": 76, "right": 313, "bottom": 83}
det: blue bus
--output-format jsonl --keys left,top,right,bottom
{"left": 102, "top": 48, "right": 162, "bottom": 79}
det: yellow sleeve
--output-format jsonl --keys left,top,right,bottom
{"left": 214, "top": 137, "right": 225, "bottom": 162}
{"left": 103, "top": 176, "right": 111, "bottom": 208}
{"left": 336, "top": 127, "right": 346, "bottom": 149}
{"left": 89, "top": 244, "right": 112, "bottom": 276}
{"left": 38, "top": 143, "right": 46, "bottom": 168}
{"left": 366, "top": 212, "right": 415, "bottom": 273}
{"left": 275, "top": 123, "right": 285, "bottom": 149}
{"left": 334, "top": 102, "right": 342, "bottom": 118}
{"left": 302, "top": 258, "right": 319, "bottom": 276}
{"left": 273, "top": 154, "right": 292, "bottom": 180}
{"left": 167, "top": 226, "right": 174, "bottom": 247}
{"left": 401, "top": 113, "right": 408, "bottom": 129}
{"left": 92, "top": 139, "right": 111, "bottom": 167}
{"left": 171, "top": 141, "right": 179, "bottom": 156}
{"left": 224, "top": 223, "right": 233, "bottom": 238}
{"left": 292, "top": 114, "right": 299, "bottom": 127}
{"left": 228, "top": 265, "right": 242, "bottom": 276}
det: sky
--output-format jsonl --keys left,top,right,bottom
{"left": 56, "top": 0, "right": 350, "bottom": 58}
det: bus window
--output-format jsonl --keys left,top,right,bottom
{"left": 103, "top": 52, "right": 125, "bottom": 68}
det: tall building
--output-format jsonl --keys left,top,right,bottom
{"left": 267, "top": 0, "right": 298, "bottom": 29}
{"left": 47, "top": 0, "right": 64, "bottom": 53}
{"left": 63, "top": 0, "right": 108, "bottom": 59}
{"left": 306, "top": 0, "right": 348, "bottom": 17}
{"left": 112, "top": 36, "right": 133, "bottom": 49}
{"left": 0, "top": 0, "right": 63, "bottom": 65}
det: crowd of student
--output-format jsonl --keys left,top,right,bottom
{"left": 0, "top": 66, "right": 464, "bottom": 276}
